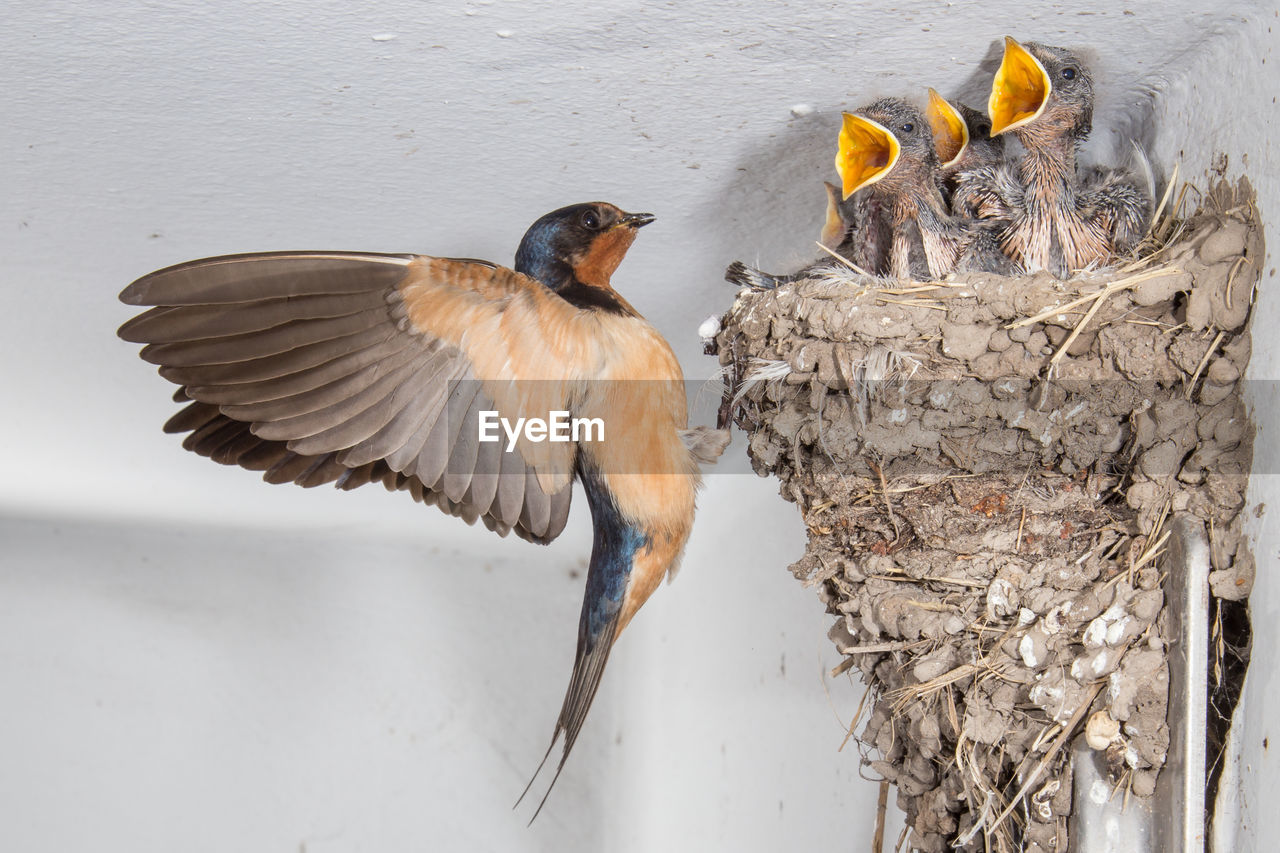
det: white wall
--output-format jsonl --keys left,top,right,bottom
{"left": 0, "top": 486, "right": 864, "bottom": 852}
{"left": 3, "top": 1, "right": 1278, "bottom": 850}
{"left": 1143, "top": 12, "right": 1280, "bottom": 851}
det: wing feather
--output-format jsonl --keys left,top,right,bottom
{"left": 335, "top": 349, "right": 457, "bottom": 468}
{"left": 494, "top": 444, "right": 527, "bottom": 531}
{"left": 119, "top": 251, "right": 414, "bottom": 305}
{"left": 283, "top": 355, "right": 440, "bottom": 456}
{"left": 159, "top": 327, "right": 400, "bottom": 386}
{"left": 188, "top": 337, "right": 413, "bottom": 405}
{"left": 140, "top": 308, "right": 389, "bottom": 367}
{"left": 120, "top": 251, "right": 591, "bottom": 543}
{"left": 442, "top": 385, "right": 487, "bottom": 504}
{"left": 119, "top": 291, "right": 386, "bottom": 343}
{"left": 163, "top": 400, "right": 220, "bottom": 434}
{"left": 247, "top": 350, "right": 431, "bottom": 444}
{"left": 520, "top": 467, "right": 553, "bottom": 541}
{"left": 217, "top": 345, "right": 424, "bottom": 423}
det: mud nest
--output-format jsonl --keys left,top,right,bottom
{"left": 713, "top": 179, "right": 1259, "bottom": 852}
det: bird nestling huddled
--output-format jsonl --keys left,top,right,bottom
{"left": 726, "top": 36, "right": 1153, "bottom": 289}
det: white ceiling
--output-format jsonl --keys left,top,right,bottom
{"left": 5, "top": 2, "right": 1280, "bottom": 850}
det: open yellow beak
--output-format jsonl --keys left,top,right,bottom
{"left": 835, "top": 112, "right": 900, "bottom": 200}
{"left": 988, "top": 36, "right": 1051, "bottom": 136}
{"left": 926, "top": 89, "right": 969, "bottom": 168}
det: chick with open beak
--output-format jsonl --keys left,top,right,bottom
{"left": 955, "top": 37, "right": 1151, "bottom": 277}
{"left": 926, "top": 89, "right": 1006, "bottom": 206}
{"left": 836, "top": 98, "right": 1015, "bottom": 280}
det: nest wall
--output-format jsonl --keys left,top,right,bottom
{"left": 713, "top": 180, "right": 1259, "bottom": 852}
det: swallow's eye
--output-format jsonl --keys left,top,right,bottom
{"left": 1061, "top": 67, "right": 1077, "bottom": 81}
{"left": 581, "top": 211, "right": 600, "bottom": 230}
{"left": 901, "top": 122, "right": 914, "bottom": 134}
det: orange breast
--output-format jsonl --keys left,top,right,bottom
{"left": 575, "top": 226, "right": 640, "bottom": 290}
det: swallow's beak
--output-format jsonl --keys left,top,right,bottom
{"left": 989, "top": 36, "right": 1051, "bottom": 136}
{"left": 835, "top": 112, "right": 900, "bottom": 200}
{"left": 618, "top": 212, "right": 655, "bottom": 229}
{"left": 927, "top": 88, "right": 969, "bottom": 168}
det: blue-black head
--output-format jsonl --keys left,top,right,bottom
{"left": 514, "top": 202, "right": 654, "bottom": 298}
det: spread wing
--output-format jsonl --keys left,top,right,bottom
{"left": 119, "top": 251, "right": 597, "bottom": 544}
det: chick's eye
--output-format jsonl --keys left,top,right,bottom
{"left": 901, "top": 122, "right": 914, "bottom": 133}
{"left": 1061, "top": 67, "right": 1076, "bottom": 81}
{"left": 581, "top": 211, "right": 600, "bottom": 230}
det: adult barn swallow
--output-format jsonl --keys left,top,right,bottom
{"left": 836, "top": 98, "right": 1015, "bottom": 279}
{"left": 954, "top": 37, "right": 1151, "bottom": 277}
{"left": 118, "top": 202, "right": 727, "bottom": 817}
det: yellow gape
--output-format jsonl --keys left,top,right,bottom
{"left": 926, "top": 88, "right": 970, "bottom": 167}
{"left": 989, "top": 36, "right": 1052, "bottom": 136}
{"left": 836, "top": 112, "right": 901, "bottom": 200}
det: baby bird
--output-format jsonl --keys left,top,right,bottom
{"left": 724, "top": 182, "right": 889, "bottom": 291}
{"left": 725, "top": 97, "right": 1009, "bottom": 291}
{"left": 818, "top": 181, "right": 892, "bottom": 269}
{"left": 954, "top": 37, "right": 1151, "bottom": 277}
{"left": 926, "top": 89, "right": 1006, "bottom": 204}
{"left": 836, "top": 98, "right": 1015, "bottom": 280}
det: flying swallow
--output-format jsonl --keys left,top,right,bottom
{"left": 836, "top": 98, "right": 1016, "bottom": 279}
{"left": 117, "top": 201, "right": 728, "bottom": 818}
{"left": 954, "top": 37, "right": 1151, "bottom": 277}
